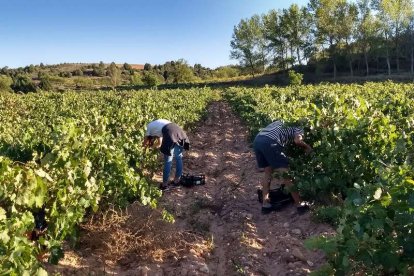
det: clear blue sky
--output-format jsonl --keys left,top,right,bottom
{"left": 0, "top": 0, "right": 308, "bottom": 69}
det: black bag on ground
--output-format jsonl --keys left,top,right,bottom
{"left": 180, "top": 173, "right": 205, "bottom": 187}
{"left": 257, "top": 185, "right": 294, "bottom": 210}
{"left": 183, "top": 141, "right": 190, "bottom": 151}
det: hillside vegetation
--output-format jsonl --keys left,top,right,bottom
{"left": 0, "top": 61, "right": 250, "bottom": 93}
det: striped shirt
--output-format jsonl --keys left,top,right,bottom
{"left": 258, "top": 120, "right": 304, "bottom": 147}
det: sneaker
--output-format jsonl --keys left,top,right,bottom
{"left": 297, "top": 202, "right": 310, "bottom": 215}
{"left": 261, "top": 206, "right": 273, "bottom": 215}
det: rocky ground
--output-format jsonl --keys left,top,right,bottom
{"left": 46, "top": 101, "right": 334, "bottom": 276}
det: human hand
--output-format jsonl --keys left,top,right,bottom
{"left": 150, "top": 137, "right": 161, "bottom": 148}
{"left": 305, "top": 146, "right": 313, "bottom": 156}
{"left": 142, "top": 136, "right": 152, "bottom": 149}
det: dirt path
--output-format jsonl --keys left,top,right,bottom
{"left": 46, "top": 101, "right": 333, "bottom": 276}
{"left": 161, "top": 101, "right": 332, "bottom": 275}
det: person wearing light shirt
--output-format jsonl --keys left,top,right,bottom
{"left": 143, "top": 119, "right": 190, "bottom": 190}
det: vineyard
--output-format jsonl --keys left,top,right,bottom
{"left": 0, "top": 82, "right": 413, "bottom": 275}
{"left": 225, "top": 82, "right": 414, "bottom": 275}
{"left": 0, "top": 88, "right": 218, "bottom": 275}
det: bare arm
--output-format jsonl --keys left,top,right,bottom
{"left": 294, "top": 134, "right": 312, "bottom": 154}
{"left": 142, "top": 136, "right": 162, "bottom": 149}
{"left": 142, "top": 136, "right": 151, "bottom": 148}
{"left": 154, "top": 137, "right": 162, "bottom": 148}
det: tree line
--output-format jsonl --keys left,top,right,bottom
{"left": 230, "top": 0, "right": 414, "bottom": 79}
{"left": 137, "top": 59, "right": 244, "bottom": 87}
{"left": 0, "top": 60, "right": 249, "bottom": 93}
{"left": 0, "top": 62, "right": 128, "bottom": 92}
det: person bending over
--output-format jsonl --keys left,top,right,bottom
{"left": 143, "top": 119, "right": 189, "bottom": 190}
{"left": 253, "top": 120, "right": 312, "bottom": 214}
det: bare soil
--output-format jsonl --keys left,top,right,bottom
{"left": 45, "top": 101, "right": 334, "bottom": 276}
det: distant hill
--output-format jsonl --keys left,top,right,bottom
{"left": 116, "top": 64, "right": 144, "bottom": 70}
{"left": 45, "top": 63, "right": 144, "bottom": 71}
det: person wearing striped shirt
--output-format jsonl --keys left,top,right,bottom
{"left": 253, "top": 120, "right": 312, "bottom": 214}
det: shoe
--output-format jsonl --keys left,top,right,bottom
{"left": 170, "top": 180, "right": 181, "bottom": 187}
{"left": 261, "top": 206, "right": 273, "bottom": 215}
{"left": 159, "top": 184, "right": 170, "bottom": 191}
{"left": 297, "top": 202, "right": 310, "bottom": 215}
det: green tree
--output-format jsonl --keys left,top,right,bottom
{"left": 59, "top": 71, "right": 72, "bottom": 78}
{"left": 0, "top": 75, "right": 13, "bottom": 92}
{"left": 39, "top": 73, "right": 53, "bottom": 91}
{"left": 170, "top": 59, "right": 196, "bottom": 83}
{"left": 93, "top": 61, "right": 106, "bottom": 77}
{"left": 144, "top": 63, "right": 152, "bottom": 71}
{"left": 194, "top": 63, "right": 212, "bottom": 80}
{"left": 310, "top": 0, "right": 338, "bottom": 78}
{"left": 12, "top": 74, "right": 37, "bottom": 93}
{"left": 123, "top": 62, "right": 132, "bottom": 71}
{"left": 162, "top": 62, "right": 175, "bottom": 83}
{"left": 280, "top": 5, "right": 314, "bottom": 66}
{"left": 356, "top": 0, "right": 381, "bottom": 76}
{"left": 231, "top": 15, "right": 268, "bottom": 77}
{"left": 74, "top": 77, "right": 94, "bottom": 89}
{"left": 338, "top": 1, "right": 359, "bottom": 76}
{"left": 142, "top": 71, "right": 160, "bottom": 87}
{"left": 310, "top": 0, "right": 355, "bottom": 79}
{"left": 72, "top": 69, "right": 83, "bottom": 76}
{"left": 263, "top": 10, "right": 289, "bottom": 70}
{"left": 130, "top": 72, "right": 144, "bottom": 86}
{"left": 24, "top": 64, "right": 35, "bottom": 74}
{"left": 213, "top": 66, "right": 240, "bottom": 79}
{"left": 409, "top": 16, "right": 414, "bottom": 75}
{"left": 310, "top": 0, "right": 332, "bottom": 77}
{"left": 108, "top": 62, "right": 121, "bottom": 88}
{"left": 0, "top": 67, "right": 10, "bottom": 76}
{"left": 376, "top": 0, "right": 414, "bottom": 73}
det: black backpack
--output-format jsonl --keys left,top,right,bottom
{"left": 257, "top": 185, "right": 294, "bottom": 210}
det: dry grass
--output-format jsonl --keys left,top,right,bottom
{"left": 78, "top": 202, "right": 211, "bottom": 266}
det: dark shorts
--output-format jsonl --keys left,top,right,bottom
{"left": 253, "top": 135, "right": 289, "bottom": 169}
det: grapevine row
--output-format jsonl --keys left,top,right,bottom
{"left": 225, "top": 82, "right": 414, "bottom": 275}
{"left": 0, "top": 88, "right": 219, "bottom": 275}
